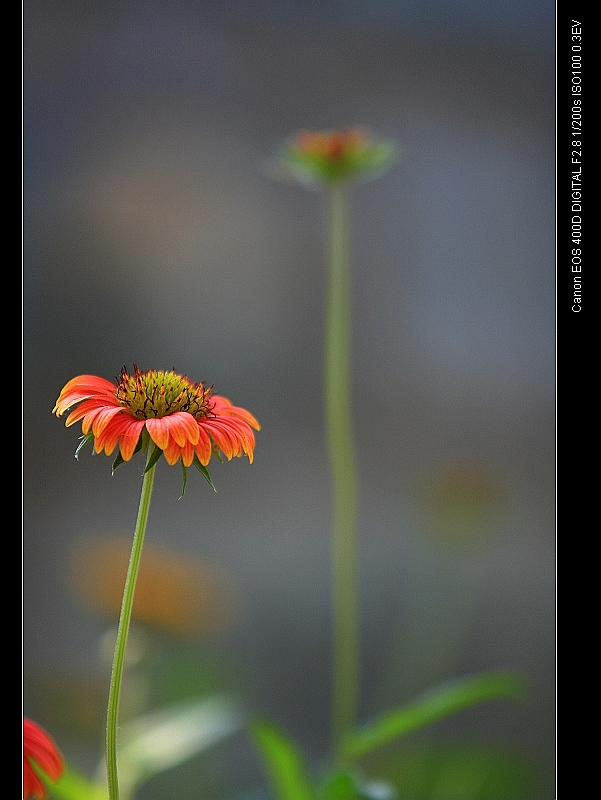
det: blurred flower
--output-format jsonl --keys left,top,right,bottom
{"left": 280, "top": 127, "right": 397, "bottom": 186}
{"left": 71, "top": 537, "right": 241, "bottom": 637}
{"left": 23, "top": 718, "right": 64, "bottom": 800}
{"left": 417, "top": 461, "right": 504, "bottom": 549}
{"left": 53, "top": 366, "right": 260, "bottom": 468}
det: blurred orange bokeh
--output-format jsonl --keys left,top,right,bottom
{"left": 71, "top": 537, "right": 241, "bottom": 637}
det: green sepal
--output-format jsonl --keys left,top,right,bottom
{"left": 143, "top": 443, "right": 163, "bottom": 474}
{"left": 193, "top": 455, "right": 217, "bottom": 492}
{"left": 282, "top": 140, "right": 397, "bottom": 187}
{"left": 179, "top": 461, "right": 188, "bottom": 499}
{"left": 74, "top": 433, "right": 94, "bottom": 460}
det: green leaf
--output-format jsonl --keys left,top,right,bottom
{"left": 316, "top": 769, "right": 397, "bottom": 800}
{"left": 316, "top": 771, "right": 358, "bottom": 799}
{"left": 46, "top": 766, "right": 107, "bottom": 800}
{"left": 250, "top": 718, "right": 315, "bottom": 800}
{"left": 340, "top": 671, "right": 529, "bottom": 761}
{"left": 116, "top": 694, "right": 244, "bottom": 798}
{"left": 361, "top": 740, "right": 552, "bottom": 800}
{"left": 193, "top": 455, "right": 217, "bottom": 492}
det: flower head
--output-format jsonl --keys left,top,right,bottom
{"left": 54, "top": 367, "right": 260, "bottom": 482}
{"left": 23, "top": 718, "right": 64, "bottom": 799}
{"left": 280, "top": 127, "right": 397, "bottom": 187}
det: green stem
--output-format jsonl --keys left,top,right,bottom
{"left": 105, "top": 451, "right": 157, "bottom": 800}
{"left": 324, "top": 182, "right": 360, "bottom": 756}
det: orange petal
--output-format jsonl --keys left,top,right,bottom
{"left": 202, "top": 419, "right": 236, "bottom": 460}
{"left": 181, "top": 438, "right": 195, "bottom": 467}
{"left": 94, "top": 416, "right": 129, "bottom": 456}
{"left": 90, "top": 405, "right": 128, "bottom": 438}
{"left": 212, "top": 395, "right": 260, "bottom": 430}
{"left": 23, "top": 718, "right": 64, "bottom": 797}
{"left": 164, "top": 411, "right": 200, "bottom": 447}
{"left": 145, "top": 417, "right": 170, "bottom": 450}
{"left": 64, "top": 398, "right": 112, "bottom": 428}
{"left": 163, "top": 435, "right": 184, "bottom": 465}
{"left": 53, "top": 375, "right": 117, "bottom": 415}
{"left": 119, "top": 419, "right": 146, "bottom": 461}
{"left": 195, "top": 426, "right": 213, "bottom": 465}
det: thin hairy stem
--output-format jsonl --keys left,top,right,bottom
{"left": 105, "top": 451, "right": 156, "bottom": 800}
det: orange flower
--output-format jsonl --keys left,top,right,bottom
{"left": 53, "top": 366, "right": 260, "bottom": 472}
{"left": 281, "top": 127, "right": 396, "bottom": 186}
{"left": 23, "top": 718, "right": 64, "bottom": 799}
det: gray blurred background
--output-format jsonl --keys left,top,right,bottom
{"left": 23, "top": 1, "right": 555, "bottom": 797}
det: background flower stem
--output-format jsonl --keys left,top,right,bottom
{"left": 324, "top": 182, "right": 360, "bottom": 756}
{"left": 105, "top": 451, "right": 157, "bottom": 800}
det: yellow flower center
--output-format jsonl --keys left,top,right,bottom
{"left": 116, "top": 366, "right": 213, "bottom": 419}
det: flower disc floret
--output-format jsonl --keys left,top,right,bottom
{"left": 115, "top": 366, "right": 213, "bottom": 419}
{"left": 53, "top": 366, "right": 260, "bottom": 470}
